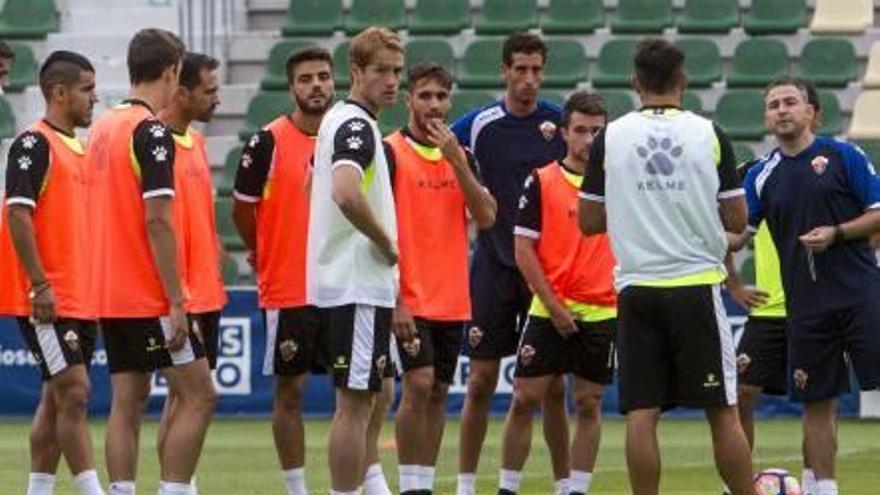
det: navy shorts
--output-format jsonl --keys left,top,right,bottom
{"left": 466, "top": 250, "right": 532, "bottom": 360}
{"left": 514, "top": 316, "right": 616, "bottom": 385}
{"left": 391, "top": 318, "right": 465, "bottom": 384}
{"left": 789, "top": 302, "right": 880, "bottom": 402}
{"left": 736, "top": 316, "right": 788, "bottom": 395}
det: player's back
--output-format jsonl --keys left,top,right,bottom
{"left": 86, "top": 102, "right": 170, "bottom": 318}
{"left": 600, "top": 108, "right": 731, "bottom": 289}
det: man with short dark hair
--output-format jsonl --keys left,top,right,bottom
{"left": 579, "top": 37, "right": 754, "bottom": 495}
{"left": 0, "top": 50, "right": 105, "bottom": 495}
{"left": 451, "top": 32, "right": 569, "bottom": 495}
{"left": 386, "top": 62, "right": 496, "bottom": 495}
{"left": 742, "top": 76, "right": 880, "bottom": 495}
{"left": 0, "top": 40, "right": 15, "bottom": 92}
{"left": 233, "top": 46, "right": 334, "bottom": 495}
{"left": 85, "top": 28, "right": 216, "bottom": 495}
{"left": 157, "top": 51, "right": 224, "bottom": 495}
{"left": 498, "top": 91, "right": 612, "bottom": 495}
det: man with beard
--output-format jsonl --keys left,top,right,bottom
{"left": 232, "top": 47, "right": 334, "bottom": 495}
{"left": 0, "top": 50, "right": 105, "bottom": 495}
{"left": 384, "top": 62, "right": 496, "bottom": 495}
{"left": 157, "top": 52, "right": 225, "bottom": 494}
{"left": 743, "top": 76, "right": 880, "bottom": 495}
{"left": 450, "top": 32, "right": 569, "bottom": 495}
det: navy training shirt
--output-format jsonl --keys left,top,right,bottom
{"left": 451, "top": 99, "right": 566, "bottom": 268}
{"left": 743, "top": 137, "right": 880, "bottom": 319}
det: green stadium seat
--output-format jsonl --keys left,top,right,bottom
{"left": 216, "top": 197, "right": 245, "bottom": 251}
{"left": 0, "top": 96, "right": 15, "bottom": 139}
{"left": 744, "top": 0, "right": 807, "bottom": 35}
{"left": 543, "top": 40, "right": 588, "bottom": 88}
{"left": 0, "top": 0, "right": 59, "bottom": 39}
{"left": 677, "top": 0, "right": 739, "bottom": 34}
{"left": 715, "top": 90, "right": 767, "bottom": 140}
{"left": 378, "top": 97, "right": 409, "bottom": 136}
{"left": 682, "top": 91, "right": 703, "bottom": 114}
{"left": 542, "top": 91, "right": 567, "bottom": 106}
{"left": 739, "top": 253, "right": 756, "bottom": 286}
{"left": 541, "top": 0, "right": 605, "bottom": 35}
{"left": 475, "top": 0, "right": 538, "bottom": 35}
{"left": 597, "top": 90, "right": 635, "bottom": 120}
{"left": 410, "top": 0, "right": 470, "bottom": 35}
{"left": 592, "top": 39, "right": 637, "bottom": 88}
{"left": 677, "top": 38, "right": 722, "bottom": 88}
{"left": 727, "top": 38, "right": 789, "bottom": 88}
{"left": 797, "top": 38, "right": 857, "bottom": 88}
{"left": 333, "top": 42, "right": 351, "bottom": 89}
{"left": 222, "top": 256, "right": 240, "bottom": 285}
{"left": 346, "top": 0, "right": 405, "bottom": 35}
{"left": 733, "top": 142, "right": 756, "bottom": 163}
{"left": 239, "top": 92, "right": 296, "bottom": 141}
{"left": 854, "top": 140, "right": 880, "bottom": 170}
{"left": 611, "top": 0, "right": 673, "bottom": 34}
{"left": 281, "top": 0, "right": 342, "bottom": 36}
{"left": 218, "top": 146, "right": 243, "bottom": 197}
{"left": 5, "top": 42, "right": 37, "bottom": 92}
{"left": 260, "top": 40, "right": 315, "bottom": 91}
{"left": 816, "top": 91, "right": 842, "bottom": 136}
{"left": 450, "top": 90, "right": 495, "bottom": 121}
{"left": 404, "top": 39, "right": 456, "bottom": 84}
{"left": 458, "top": 40, "right": 504, "bottom": 89}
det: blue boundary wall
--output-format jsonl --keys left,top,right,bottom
{"left": 0, "top": 288, "right": 859, "bottom": 418}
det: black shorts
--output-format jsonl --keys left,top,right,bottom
{"left": 617, "top": 284, "right": 737, "bottom": 413}
{"left": 262, "top": 306, "right": 321, "bottom": 377}
{"left": 789, "top": 301, "right": 880, "bottom": 402}
{"left": 191, "top": 311, "right": 221, "bottom": 370}
{"left": 317, "top": 304, "right": 391, "bottom": 392}
{"left": 101, "top": 317, "right": 207, "bottom": 374}
{"left": 736, "top": 316, "right": 788, "bottom": 395}
{"left": 467, "top": 251, "right": 532, "bottom": 360}
{"left": 514, "top": 316, "right": 616, "bottom": 385}
{"left": 392, "top": 318, "right": 464, "bottom": 384}
{"left": 17, "top": 318, "right": 98, "bottom": 381}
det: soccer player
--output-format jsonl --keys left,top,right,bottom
{"left": 578, "top": 38, "right": 754, "bottom": 495}
{"left": 724, "top": 78, "right": 824, "bottom": 495}
{"left": 157, "top": 51, "right": 225, "bottom": 494}
{"left": 499, "top": 91, "right": 613, "bottom": 495}
{"left": 0, "top": 50, "right": 105, "bottom": 495}
{"left": 85, "top": 29, "right": 216, "bottom": 495}
{"left": 232, "top": 47, "right": 334, "bottom": 495}
{"left": 742, "top": 76, "right": 880, "bottom": 495}
{"left": 385, "top": 62, "right": 496, "bottom": 495}
{"left": 306, "top": 27, "right": 402, "bottom": 495}
{"left": 450, "top": 32, "right": 569, "bottom": 495}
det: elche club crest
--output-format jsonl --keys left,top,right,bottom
{"left": 811, "top": 155, "right": 829, "bottom": 175}
{"left": 539, "top": 120, "right": 556, "bottom": 141}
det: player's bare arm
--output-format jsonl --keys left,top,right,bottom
{"left": 577, "top": 199, "right": 606, "bottom": 235}
{"left": 7, "top": 206, "right": 55, "bottom": 323}
{"left": 723, "top": 252, "right": 768, "bottom": 310}
{"left": 144, "top": 196, "right": 188, "bottom": 350}
{"left": 331, "top": 165, "right": 397, "bottom": 265}
{"left": 719, "top": 196, "right": 748, "bottom": 235}
{"left": 232, "top": 199, "right": 258, "bottom": 251}
{"left": 800, "top": 208, "right": 880, "bottom": 253}
{"left": 426, "top": 119, "right": 497, "bottom": 229}
{"left": 514, "top": 236, "right": 576, "bottom": 337}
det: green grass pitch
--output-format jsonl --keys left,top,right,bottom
{"left": 1, "top": 418, "right": 879, "bottom": 493}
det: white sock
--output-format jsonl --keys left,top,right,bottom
{"left": 816, "top": 479, "right": 838, "bottom": 495}
{"left": 73, "top": 470, "right": 106, "bottom": 495}
{"left": 570, "top": 471, "right": 592, "bottom": 494}
{"left": 499, "top": 469, "right": 522, "bottom": 493}
{"left": 330, "top": 491, "right": 358, "bottom": 495}
{"left": 108, "top": 481, "right": 135, "bottom": 495}
{"left": 284, "top": 467, "right": 308, "bottom": 495}
{"left": 399, "top": 465, "right": 420, "bottom": 493}
{"left": 802, "top": 469, "right": 817, "bottom": 495}
{"left": 456, "top": 473, "right": 476, "bottom": 495}
{"left": 554, "top": 477, "right": 570, "bottom": 495}
{"left": 418, "top": 465, "right": 436, "bottom": 491}
{"left": 363, "top": 463, "right": 392, "bottom": 495}
{"left": 158, "top": 481, "right": 193, "bottom": 495}
{"left": 27, "top": 473, "right": 56, "bottom": 495}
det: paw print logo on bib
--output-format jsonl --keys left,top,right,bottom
{"left": 637, "top": 136, "right": 683, "bottom": 176}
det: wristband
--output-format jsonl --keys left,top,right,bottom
{"left": 28, "top": 281, "right": 50, "bottom": 300}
